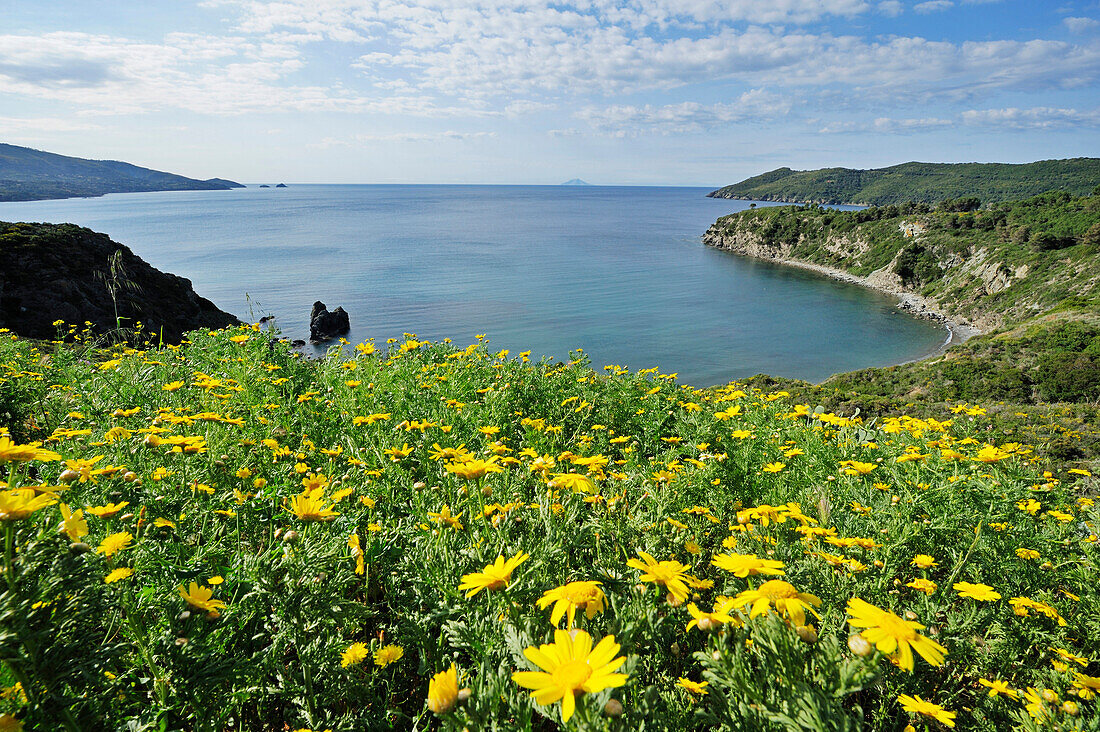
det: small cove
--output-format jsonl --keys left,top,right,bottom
{"left": 0, "top": 184, "right": 946, "bottom": 385}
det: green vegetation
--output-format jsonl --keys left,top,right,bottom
{"left": 707, "top": 190, "right": 1100, "bottom": 469}
{"left": 1, "top": 325, "right": 1098, "bottom": 731}
{"left": 708, "top": 159, "right": 1100, "bottom": 206}
{"left": 0, "top": 143, "right": 242, "bottom": 202}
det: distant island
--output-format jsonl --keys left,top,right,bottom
{"left": 708, "top": 158, "right": 1100, "bottom": 206}
{"left": 0, "top": 143, "right": 244, "bottom": 202}
{"left": 560, "top": 178, "right": 591, "bottom": 186}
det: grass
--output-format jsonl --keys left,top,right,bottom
{"left": 0, "top": 323, "right": 1098, "bottom": 731}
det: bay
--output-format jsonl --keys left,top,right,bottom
{"left": 0, "top": 184, "right": 946, "bottom": 386}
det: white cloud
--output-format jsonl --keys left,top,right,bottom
{"left": 311, "top": 131, "right": 497, "bottom": 147}
{"left": 914, "top": 0, "right": 953, "bottom": 12}
{"left": 818, "top": 116, "right": 953, "bottom": 133}
{"left": 0, "top": 116, "right": 102, "bottom": 133}
{"left": 1064, "top": 17, "right": 1100, "bottom": 33}
{"left": 960, "top": 106, "right": 1100, "bottom": 129}
{"left": 877, "top": 1, "right": 904, "bottom": 16}
{"left": 576, "top": 90, "right": 792, "bottom": 135}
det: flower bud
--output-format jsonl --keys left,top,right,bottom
{"left": 603, "top": 699, "right": 624, "bottom": 717}
{"left": 1063, "top": 701, "right": 1080, "bottom": 716}
{"left": 796, "top": 625, "right": 818, "bottom": 644}
{"left": 69, "top": 542, "right": 92, "bottom": 555}
{"left": 282, "top": 530, "right": 300, "bottom": 544}
{"left": 848, "top": 633, "right": 873, "bottom": 657}
{"left": 457, "top": 688, "right": 472, "bottom": 703}
{"left": 122, "top": 471, "right": 138, "bottom": 483}
{"left": 59, "top": 469, "right": 79, "bottom": 484}
{"left": 1041, "top": 689, "right": 1058, "bottom": 704}
{"left": 670, "top": 642, "right": 681, "bottom": 656}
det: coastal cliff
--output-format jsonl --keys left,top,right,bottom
{"left": 0, "top": 221, "right": 239, "bottom": 342}
{"left": 703, "top": 192, "right": 1100, "bottom": 334}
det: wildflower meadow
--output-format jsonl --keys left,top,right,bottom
{"left": 0, "top": 323, "right": 1097, "bottom": 731}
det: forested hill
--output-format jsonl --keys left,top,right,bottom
{"left": 707, "top": 158, "right": 1100, "bottom": 206}
{"left": 0, "top": 143, "right": 244, "bottom": 202}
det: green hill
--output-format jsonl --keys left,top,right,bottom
{"left": 708, "top": 159, "right": 1100, "bottom": 206}
{"left": 0, "top": 143, "right": 244, "bottom": 202}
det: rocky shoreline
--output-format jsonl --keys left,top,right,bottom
{"left": 701, "top": 225, "right": 985, "bottom": 361}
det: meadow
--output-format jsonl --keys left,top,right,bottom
{"left": 0, "top": 323, "right": 1097, "bottom": 731}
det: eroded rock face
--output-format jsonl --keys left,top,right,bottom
{"left": 309, "top": 301, "right": 350, "bottom": 342}
{"left": 0, "top": 221, "right": 239, "bottom": 343}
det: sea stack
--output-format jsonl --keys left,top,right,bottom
{"left": 309, "top": 301, "right": 350, "bottom": 342}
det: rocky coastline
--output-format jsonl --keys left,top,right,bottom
{"left": 1, "top": 221, "right": 239, "bottom": 342}
{"left": 701, "top": 222, "right": 984, "bottom": 357}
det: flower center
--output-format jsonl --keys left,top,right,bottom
{"left": 553, "top": 659, "right": 592, "bottom": 691}
{"left": 758, "top": 580, "right": 799, "bottom": 600}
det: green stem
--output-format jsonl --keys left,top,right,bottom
{"left": 121, "top": 591, "right": 170, "bottom": 711}
{"left": 4, "top": 524, "right": 14, "bottom": 592}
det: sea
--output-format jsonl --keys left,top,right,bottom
{"left": 0, "top": 184, "right": 947, "bottom": 386}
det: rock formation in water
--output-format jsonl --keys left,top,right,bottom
{"left": 309, "top": 301, "right": 350, "bottom": 342}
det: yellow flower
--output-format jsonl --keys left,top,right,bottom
{"left": 0, "top": 713, "right": 23, "bottom": 732}
{"left": 229, "top": 334, "right": 249, "bottom": 344}
{"left": 0, "top": 436, "right": 61, "bottom": 463}
{"left": 458, "top": 552, "right": 530, "bottom": 597}
{"left": 626, "top": 550, "right": 692, "bottom": 603}
{"left": 762, "top": 462, "right": 785, "bottom": 473}
{"left": 287, "top": 489, "right": 339, "bottom": 521}
{"left": 348, "top": 533, "right": 365, "bottom": 575}
{"left": 906, "top": 578, "right": 937, "bottom": 595}
{"left": 536, "top": 581, "right": 607, "bottom": 628}
{"left": 59, "top": 504, "right": 88, "bottom": 540}
{"left": 678, "top": 678, "right": 708, "bottom": 696}
{"left": 162, "top": 380, "right": 184, "bottom": 392}
{"left": 0, "top": 489, "right": 57, "bottom": 522}
{"left": 711, "top": 552, "right": 785, "bottom": 578}
{"left": 910, "top": 554, "right": 937, "bottom": 569}
{"left": 730, "top": 580, "right": 821, "bottom": 626}
{"left": 1015, "top": 548, "right": 1040, "bottom": 561}
{"left": 427, "top": 505, "right": 464, "bottom": 530}
{"left": 549, "top": 473, "right": 596, "bottom": 493}
{"left": 446, "top": 457, "right": 503, "bottom": 481}
{"left": 374, "top": 644, "right": 404, "bottom": 667}
{"left": 178, "top": 582, "right": 227, "bottom": 615}
{"left": 979, "top": 678, "right": 1019, "bottom": 699}
{"left": 953, "top": 581, "right": 1001, "bottom": 601}
{"left": 87, "top": 501, "right": 129, "bottom": 519}
{"left": 427, "top": 664, "right": 459, "bottom": 714}
{"left": 512, "top": 629, "right": 628, "bottom": 723}
{"left": 839, "top": 460, "right": 876, "bottom": 475}
{"left": 846, "top": 598, "right": 946, "bottom": 672}
{"left": 104, "top": 567, "right": 134, "bottom": 584}
{"left": 383, "top": 443, "right": 413, "bottom": 461}
{"left": 897, "top": 694, "right": 955, "bottom": 728}
{"left": 97, "top": 532, "right": 133, "bottom": 557}
{"left": 686, "top": 599, "right": 741, "bottom": 633}
{"left": 341, "top": 642, "right": 369, "bottom": 668}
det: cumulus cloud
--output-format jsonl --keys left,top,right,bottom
{"left": 914, "top": 0, "right": 953, "bottom": 12}
{"left": 312, "top": 130, "right": 497, "bottom": 147}
{"left": 960, "top": 106, "right": 1100, "bottom": 129}
{"left": 576, "top": 90, "right": 792, "bottom": 135}
{"left": 1064, "top": 17, "right": 1100, "bottom": 33}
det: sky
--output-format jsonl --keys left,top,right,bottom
{"left": 1, "top": 0, "right": 1098, "bottom": 185}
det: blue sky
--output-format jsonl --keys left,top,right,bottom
{"left": 2, "top": 0, "right": 1098, "bottom": 185}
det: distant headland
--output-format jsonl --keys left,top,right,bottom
{"left": 560, "top": 178, "right": 591, "bottom": 186}
{"left": 0, "top": 142, "right": 244, "bottom": 202}
{"left": 708, "top": 158, "right": 1100, "bottom": 207}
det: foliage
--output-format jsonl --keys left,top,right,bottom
{"left": 0, "top": 324, "right": 1098, "bottom": 730}
{"left": 0, "top": 142, "right": 241, "bottom": 202}
{"left": 708, "top": 158, "right": 1100, "bottom": 206}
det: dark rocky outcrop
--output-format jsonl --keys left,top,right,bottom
{"left": 309, "top": 301, "right": 350, "bottom": 342}
{"left": 0, "top": 222, "right": 239, "bottom": 343}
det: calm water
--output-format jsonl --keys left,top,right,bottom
{"left": 0, "top": 185, "right": 946, "bottom": 385}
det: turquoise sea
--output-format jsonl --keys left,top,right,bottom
{"left": 0, "top": 185, "right": 946, "bottom": 385}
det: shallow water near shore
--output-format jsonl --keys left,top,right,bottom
{"left": 0, "top": 184, "right": 946, "bottom": 385}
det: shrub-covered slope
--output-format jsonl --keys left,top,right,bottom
{"left": 1, "top": 326, "right": 1097, "bottom": 731}
{"left": 707, "top": 159, "right": 1100, "bottom": 206}
{"left": 0, "top": 143, "right": 243, "bottom": 202}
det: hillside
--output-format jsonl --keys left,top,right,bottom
{"left": 1, "top": 325, "right": 1097, "bottom": 731}
{"left": 707, "top": 159, "right": 1100, "bottom": 206}
{"left": 704, "top": 190, "right": 1100, "bottom": 463}
{"left": 0, "top": 143, "right": 244, "bottom": 202}
{"left": 0, "top": 221, "right": 239, "bottom": 342}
